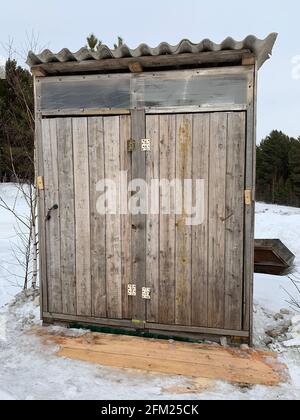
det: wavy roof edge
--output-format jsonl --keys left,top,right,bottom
{"left": 27, "top": 33, "right": 278, "bottom": 70}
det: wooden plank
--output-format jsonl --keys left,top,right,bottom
{"left": 42, "top": 312, "right": 249, "bottom": 339}
{"left": 224, "top": 113, "right": 246, "bottom": 330}
{"left": 119, "top": 115, "right": 132, "bottom": 320}
{"left": 242, "top": 53, "right": 256, "bottom": 66}
{"left": 104, "top": 116, "right": 122, "bottom": 319}
{"left": 34, "top": 75, "right": 47, "bottom": 315}
{"left": 243, "top": 68, "right": 257, "bottom": 342}
{"left": 131, "top": 110, "right": 146, "bottom": 322}
{"left": 159, "top": 115, "right": 176, "bottom": 325}
{"left": 31, "top": 50, "right": 251, "bottom": 75}
{"left": 35, "top": 114, "right": 48, "bottom": 314}
{"left": 38, "top": 66, "right": 251, "bottom": 85}
{"left": 146, "top": 105, "right": 247, "bottom": 115}
{"left": 31, "top": 66, "right": 47, "bottom": 77}
{"left": 128, "top": 62, "right": 143, "bottom": 73}
{"left": 57, "top": 118, "right": 76, "bottom": 315}
{"left": 175, "top": 114, "right": 193, "bottom": 326}
{"left": 191, "top": 114, "right": 210, "bottom": 327}
{"left": 88, "top": 117, "right": 107, "bottom": 318}
{"left": 38, "top": 332, "right": 287, "bottom": 386}
{"left": 145, "top": 115, "right": 160, "bottom": 323}
{"left": 145, "top": 322, "right": 249, "bottom": 338}
{"left": 41, "top": 109, "right": 131, "bottom": 117}
{"left": 72, "top": 118, "right": 91, "bottom": 316}
{"left": 42, "top": 119, "right": 62, "bottom": 314}
{"left": 208, "top": 113, "right": 227, "bottom": 329}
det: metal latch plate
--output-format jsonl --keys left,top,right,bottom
{"left": 37, "top": 176, "right": 44, "bottom": 191}
{"left": 127, "top": 140, "right": 136, "bottom": 152}
{"left": 245, "top": 190, "right": 252, "bottom": 205}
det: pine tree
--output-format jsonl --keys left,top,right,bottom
{"left": 114, "top": 36, "right": 124, "bottom": 49}
{"left": 256, "top": 131, "right": 293, "bottom": 205}
{"left": 86, "top": 34, "right": 102, "bottom": 51}
{"left": 0, "top": 59, "right": 34, "bottom": 182}
{"left": 289, "top": 137, "right": 300, "bottom": 205}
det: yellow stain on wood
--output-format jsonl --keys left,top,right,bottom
{"left": 179, "top": 119, "right": 192, "bottom": 155}
{"left": 31, "top": 327, "right": 289, "bottom": 387}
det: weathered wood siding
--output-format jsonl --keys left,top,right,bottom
{"left": 144, "top": 112, "right": 246, "bottom": 329}
{"left": 41, "top": 116, "right": 132, "bottom": 319}
{"left": 41, "top": 111, "right": 247, "bottom": 329}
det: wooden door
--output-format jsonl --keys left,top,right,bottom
{"left": 145, "top": 112, "right": 246, "bottom": 331}
{"left": 41, "top": 115, "right": 133, "bottom": 320}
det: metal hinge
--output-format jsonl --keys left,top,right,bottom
{"left": 36, "top": 176, "right": 44, "bottom": 191}
{"left": 141, "top": 139, "right": 151, "bottom": 152}
{"left": 131, "top": 319, "right": 145, "bottom": 328}
{"left": 127, "top": 140, "right": 136, "bottom": 152}
{"left": 245, "top": 190, "right": 253, "bottom": 205}
{"left": 127, "top": 284, "right": 137, "bottom": 297}
{"left": 142, "top": 287, "right": 151, "bottom": 300}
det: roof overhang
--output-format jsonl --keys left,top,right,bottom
{"left": 27, "top": 33, "right": 278, "bottom": 77}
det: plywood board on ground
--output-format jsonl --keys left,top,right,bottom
{"left": 33, "top": 329, "right": 288, "bottom": 387}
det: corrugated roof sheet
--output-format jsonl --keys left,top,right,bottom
{"left": 27, "top": 33, "right": 278, "bottom": 70}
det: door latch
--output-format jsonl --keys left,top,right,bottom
{"left": 46, "top": 204, "right": 59, "bottom": 221}
{"left": 36, "top": 176, "right": 44, "bottom": 191}
{"left": 244, "top": 190, "right": 252, "bottom": 205}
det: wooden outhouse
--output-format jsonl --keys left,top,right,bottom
{"left": 28, "top": 34, "right": 277, "bottom": 345}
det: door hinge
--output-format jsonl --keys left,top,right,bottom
{"left": 127, "top": 284, "right": 137, "bottom": 297}
{"left": 245, "top": 190, "right": 253, "bottom": 205}
{"left": 142, "top": 287, "right": 151, "bottom": 300}
{"left": 37, "top": 176, "right": 44, "bottom": 191}
{"left": 141, "top": 139, "right": 151, "bottom": 152}
{"left": 127, "top": 139, "right": 136, "bottom": 152}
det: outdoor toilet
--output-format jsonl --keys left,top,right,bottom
{"left": 28, "top": 34, "right": 277, "bottom": 344}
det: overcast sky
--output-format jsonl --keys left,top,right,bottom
{"left": 0, "top": 0, "right": 299, "bottom": 141}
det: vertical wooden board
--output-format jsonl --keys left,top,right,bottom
{"left": 42, "top": 119, "right": 62, "bottom": 314}
{"left": 208, "top": 113, "right": 227, "bottom": 329}
{"left": 244, "top": 68, "right": 256, "bottom": 339}
{"left": 120, "top": 115, "right": 132, "bottom": 320}
{"left": 73, "top": 118, "right": 91, "bottom": 317}
{"left": 105, "top": 116, "right": 122, "bottom": 319}
{"left": 36, "top": 115, "right": 48, "bottom": 314}
{"left": 175, "top": 114, "right": 193, "bottom": 326}
{"left": 224, "top": 112, "right": 246, "bottom": 330}
{"left": 131, "top": 110, "right": 146, "bottom": 322}
{"left": 88, "top": 117, "right": 107, "bottom": 318}
{"left": 57, "top": 118, "right": 76, "bottom": 315}
{"left": 145, "top": 115, "right": 160, "bottom": 323}
{"left": 191, "top": 114, "right": 210, "bottom": 327}
{"left": 158, "top": 115, "right": 176, "bottom": 325}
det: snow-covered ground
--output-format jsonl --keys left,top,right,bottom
{"left": 0, "top": 184, "right": 29, "bottom": 307}
{"left": 0, "top": 184, "right": 300, "bottom": 400}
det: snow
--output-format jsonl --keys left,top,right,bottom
{"left": 254, "top": 202, "right": 300, "bottom": 313}
{"left": 0, "top": 184, "right": 300, "bottom": 400}
{"left": 0, "top": 184, "right": 30, "bottom": 307}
